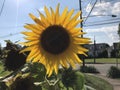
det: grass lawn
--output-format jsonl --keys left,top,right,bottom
{"left": 85, "top": 58, "right": 120, "bottom": 64}
{"left": 84, "top": 74, "right": 113, "bottom": 90}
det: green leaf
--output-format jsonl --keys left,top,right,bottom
{"left": 73, "top": 71, "right": 85, "bottom": 90}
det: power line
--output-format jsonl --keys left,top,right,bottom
{"left": 0, "top": 0, "right": 6, "bottom": 16}
{"left": 0, "top": 32, "right": 20, "bottom": 38}
{"left": 0, "top": 19, "right": 120, "bottom": 38}
{"left": 83, "top": 0, "right": 98, "bottom": 24}
{"left": 86, "top": 18, "right": 120, "bottom": 24}
{"left": 1, "top": 18, "right": 120, "bottom": 29}
{"left": 0, "top": 21, "right": 120, "bottom": 38}
{"left": 83, "top": 0, "right": 93, "bottom": 17}
{"left": 84, "top": 21, "right": 120, "bottom": 27}
{"left": 0, "top": 25, "right": 23, "bottom": 29}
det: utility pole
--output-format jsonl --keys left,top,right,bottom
{"left": 0, "top": 0, "right": 6, "bottom": 16}
{"left": 79, "top": 0, "right": 85, "bottom": 67}
{"left": 93, "top": 36, "right": 96, "bottom": 64}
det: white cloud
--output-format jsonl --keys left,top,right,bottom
{"left": 92, "top": 1, "right": 112, "bottom": 15}
{"left": 39, "top": 7, "right": 44, "bottom": 12}
{"left": 86, "top": 3, "right": 92, "bottom": 13}
{"left": 109, "top": 32, "right": 119, "bottom": 40}
{"left": 85, "top": 25, "right": 119, "bottom": 44}
{"left": 86, "top": 1, "right": 120, "bottom": 16}
{"left": 86, "top": 25, "right": 118, "bottom": 32}
{"left": 112, "top": 2, "right": 120, "bottom": 15}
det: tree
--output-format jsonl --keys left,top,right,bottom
{"left": 0, "top": 44, "right": 1, "bottom": 53}
{"left": 118, "top": 24, "right": 120, "bottom": 57}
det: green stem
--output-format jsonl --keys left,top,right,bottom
{"left": 67, "top": 87, "right": 69, "bottom": 90}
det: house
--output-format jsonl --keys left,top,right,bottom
{"left": 84, "top": 43, "right": 110, "bottom": 58}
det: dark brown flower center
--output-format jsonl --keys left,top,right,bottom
{"left": 40, "top": 25, "right": 70, "bottom": 54}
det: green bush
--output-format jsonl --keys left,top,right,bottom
{"left": 80, "top": 66, "right": 99, "bottom": 73}
{"left": 107, "top": 66, "right": 120, "bottom": 78}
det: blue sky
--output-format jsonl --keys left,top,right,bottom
{"left": 0, "top": 0, "right": 120, "bottom": 47}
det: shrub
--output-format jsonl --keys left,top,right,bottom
{"left": 80, "top": 66, "right": 99, "bottom": 73}
{"left": 107, "top": 66, "right": 120, "bottom": 78}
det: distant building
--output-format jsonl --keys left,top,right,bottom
{"left": 84, "top": 43, "right": 110, "bottom": 58}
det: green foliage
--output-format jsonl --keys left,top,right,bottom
{"left": 118, "top": 24, "right": 120, "bottom": 57}
{"left": 80, "top": 66, "right": 99, "bottom": 73}
{"left": 107, "top": 66, "right": 120, "bottom": 78}
{"left": 73, "top": 72, "right": 85, "bottom": 90}
{"left": 61, "top": 67, "right": 85, "bottom": 90}
{"left": 0, "top": 82, "right": 8, "bottom": 90}
{"left": 29, "top": 63, "right": 46, "bottom": 82}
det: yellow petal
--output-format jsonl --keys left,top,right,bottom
{"left": 59, "top": 7, "right": 68, "bottom": 24}
{"left": 69, "top": 27, "right": 82, "bottom": 32}
{"left": 26, "top": 46, "right": 39, "bottom": 61}
{"left": 67, "top": 19, "right": 82, "bottom": 30}
{"left": 44, "top": 6, "right": 50, "bottom": 18}
{"left": 71, "top": 45, "right": 88, "bottom": 56}
{"left": 60, "top": 59, "right": 68, "bottom": 68}
{"left": 48, "top": 67, "right": 53, "bottom": 77}
{"left": 44, "top": 6, "right": 52, "bottom": 25}
{"left": 68, "top": 59, "right": 76, "bottom": 68}
{"left": 73, "top": 37, "right": 91, "bottom": 44}
{"left": 75, "top": 44, "right": 88, "bottom": 52}
{"left": 24, "top": 24, "right": 43, "bottom": 34}
{"left": 64, "top": 11, "right": 82, "bottom": 28}
{"left": 29, "top": 13, "right": 43, "bottom": 26}
{"left": 38, "top": 12, "right": 50, "bottom": 27}
{"left": 55, "top": 3, "right": 60, "bottom": 24}
{"left": 63, "top": 9, "right": 74, "bottom": 27}
{"left": 77, "top": 51, "right": 87, "bottom": 56}
{"left": 72, "top": 11, "right": 81, "bottom": 21}
{"left": 20, "top": 46, "right": 32, "bottom": 53}
{"left": 50, "top": 7, "right": 55, "bottom": 16}
{"left": 54, "top": 60, "right": 59, "bottom": 74}
{"left": 21, "top": 32, "right": 32, "bottom": 36}
{"left": 70, "top": 53, "right": 82, "bottom": 63}
{"left": 50, "top": 7, "right": 55, "bottom": 24}
{"left": 72, "top": 31, "right": 86, "bottom": 37}
{"left": 24, "top": 36, "right": 38, "bottom": 41}
{"left": 32, "top": 54, "right": 41, "bottom": 63}
{"left": 23, "top": 40, "right": 39, "bottom": 46}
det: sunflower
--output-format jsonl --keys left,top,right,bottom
{"left": 10, "top": 76, "right": 35, "bottom": 90}
{"left": 20, "top": 4, "right": 91, "bottom": 76}
{"left": 4, "top": 49, "right": 26, "bottom": 71}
